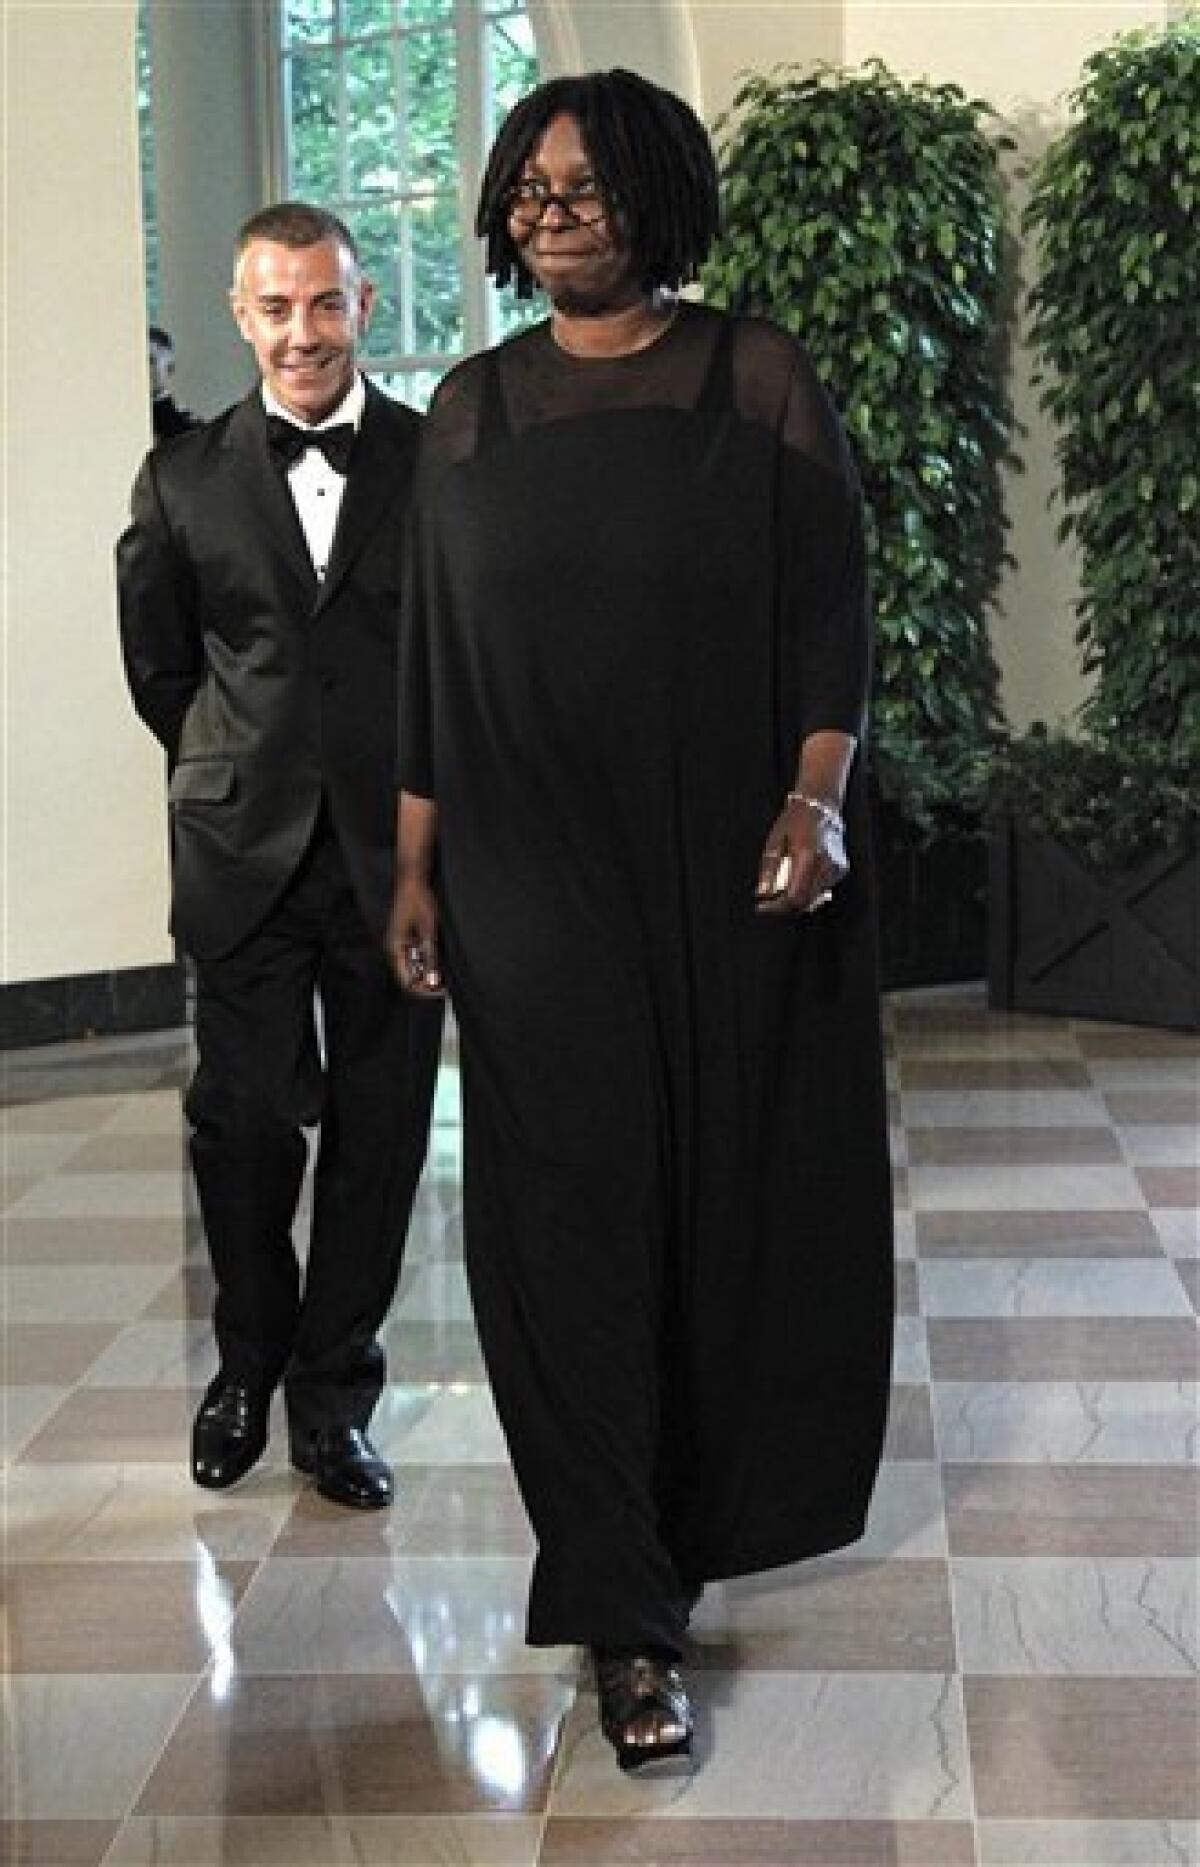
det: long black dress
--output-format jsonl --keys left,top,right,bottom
{"left": 399, "top": 303, "right": 893, "bottom": 1657}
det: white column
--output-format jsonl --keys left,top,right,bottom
{"left": 3, "top": 0, "right": 173, "bottom": 984}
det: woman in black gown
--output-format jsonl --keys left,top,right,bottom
{"left": 389, "top": 69, "right": 893, "bottom": 1771}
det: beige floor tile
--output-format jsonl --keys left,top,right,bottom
{"left": 230, "top": 1554, "right": 564, "bottom": 1679}
{"left": 551, "top": 1671, "right": 972, "bottom": 1819}
{"left": 140, "top": 1265, "right": 217, "bottom": 1321}
{"left": 1137, "top": 1166, "right": 1199, "bottom": 1208}
{"left": 853, "top": 1460, "right": 948, "bottom": 1560}
{"left": 977, "top": 1817, "right": 1200, "bottom": 1864}
{"left": 690, "top": 1558, "right": 955, "bottom": 1671}
{"left": 903, "top": 1088, "right": 1108, "bottom": 1127}
{"left": 1, "top": 1096, "right": 132, "bottom": 1134}
{"left": 1, "top": 1674, "right": 197, "bottom": 1818}
{"left": 1, "top": 1387, "right": 69, "bottom": 1463}
{"left": 103, "top": 1813, "right": 543, "bottom": 1865}
{"left": 0, "top": 1820, "right": 118, "bottom": 1865}
{"left": 80, "top": 1322, "right": 218, "bottom": 1389}
{"left": 908, "top": 1127, "right": 1121, "bottom": 1164}
{"left": 2, "top": 1132, "right": 93, "bottom": 1177}
{"left": 0, "top": 1215, "right": 188, "bottom": 1263}
{"left": 1175, "top": 1261, "right": 1200, "bottom": 1311}
{"left": 928, "top": 1318, "right": 1200, "bottom": 1381}
{"left": 135, "top": 1673, "right": 573, "bottom": 1815}
{"left": 271, "top": 1461, "right": 534, "bottom": 1559}
{"left": 3, "top": 1559, "right": 255, "bottom": 1672}
{"left": 965, "top": 1677, "right": 1200, "bottom": 1819}
{"left": 380, "top": 1319, "right": 488, "bottom": 1384}
{"left": 1075, "top": 1029, "right": 1199, "bottom": 1059}
{"left": 883, "top": 1385, "right": 936, "bottom": 1460}
{"left": 17, "top": 1387, "right": 197, "bottom": 1464}
{"left": 2, "top": 1324, "right": 121, "bottom": 1385}
{"left": 952, "top": 1556, "right": 1197, "bottom": 1676}
{"left": 933, "top": 1380, "right": 1198, "bottom": 1465}
{"left": 908, "top": 1161, "right": 1145, "bottom": 1213}
{"left": 2, "top": 1462, "right": 297, "bottom": 1563}
{"left": 943, "top": 1464, "right": 1200, "bottom": 1557}
{"left": 1103, "top": 1091, "right": 1198, "bottom": 1124}
{"left": 7, "top": 1172, "right": 191, "bottom": 1220}
{"left": 539, "top": 1816, "right": 978, "bottom": 1863}
{"left": 901, "top": 1060, "right": 1092, "bottom": 1091}
{"left": 916, "top": 1210, "right": 1160, "bottom": 1257}
{"left": 3, "top": 1265, "right": 177, "bottom": 1325}
{"left": 63, "top": 1133, "right": 190, "bottom": 1172}
{"left": 917, "top": 1258, "right": 1192, "bottom": 1320}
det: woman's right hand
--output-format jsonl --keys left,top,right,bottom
{"left": 386, "top": 872, "right": 445, "bottom": 998}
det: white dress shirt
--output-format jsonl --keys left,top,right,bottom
{"left": 262, "top": 374, "right": 365, "bottom": 583}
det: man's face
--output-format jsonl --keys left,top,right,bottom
{"left": 148, "top": 340, "right": 174, "bottom": 400}
{"left": 230, "top": 237, "right": 374, "bottom": 424}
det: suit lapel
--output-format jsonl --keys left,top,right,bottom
{"left": 313, "top": 386, "right": 404, "bottom": 617}
{"left": 222, "top": 393, "right": 319, "bottom": 603}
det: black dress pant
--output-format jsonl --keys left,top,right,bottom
{"left": 184, "top": 819, "right": 443, "bottom": 1439}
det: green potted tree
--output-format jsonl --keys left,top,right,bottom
{"left": 989, "top": 18, "right": 1199, "bottom": 1031}
{"left": 703, "top": 61, "right": 1015, "bottom": 986}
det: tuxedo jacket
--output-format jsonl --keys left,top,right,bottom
{"left": 117, "top": 381, "right": 421, "bottom": 961}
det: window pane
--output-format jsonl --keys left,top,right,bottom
{"left": 346, "top": 39, "right": 400, "bottom": 195}
{"left": 355, "top": 204, "right": 403, "bottom": 358}
{"left": 411, "top": 197, "right": 463, "bottom": 352}
{"left": 399, "top": 0, "right": 454, "bottom": 25}
{"left": 403, "top": 27, "right": 457, "bottom": 187}
{"left": 286, "top": 51, "right": 340, "bottom": 197}
{"left": 343, "top": 0, "right": 394, "bottom": 36}
{"left": 491, "top": 284, "right": 542, "bottom": 341}
{"left": 284, "top": 0, "right": 335, "bottom": 47}
{"left": 486, "top": 13, "right": 537, "bottom": 132}
{"left": 374, "top": 366, "right": 448, "bottom": 412}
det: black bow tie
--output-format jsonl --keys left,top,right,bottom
{"left": 266, "top": 416, "right": 356, "bottom": 474}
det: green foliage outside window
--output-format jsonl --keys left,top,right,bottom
{"left": 993, "top": 18, "right": 1200, "bottom": 867}
{"left": 282, "top": 0, "right": 538, "bottom": 390}
{"left": 137, "top": 0, "right": 160, "bottom": 322}
{"left": 702, "top": 62, "right": 1015, "bottom": 840}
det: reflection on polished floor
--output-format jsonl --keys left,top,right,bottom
{"left": 2, "top": 987, "right": 1197, "bottom": 1866}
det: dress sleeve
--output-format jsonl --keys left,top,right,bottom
{"left": 396, "top": 361, "right": 484, "bottom": 799}
{"left": 775, "top": 343, "right": 872, "bottom": 744}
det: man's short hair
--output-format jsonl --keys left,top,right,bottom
{"left": 233, "top": 202, "right": 360, "bottom": 282}
{"left": 148, "top": 324, "right": 175, "bottom": 357}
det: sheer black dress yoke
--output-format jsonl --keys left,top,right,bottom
{"left": 399, "top": 304, "right": 894, "bottom": 1656}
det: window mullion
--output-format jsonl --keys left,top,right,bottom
{"left": 456, "top": 0, "right": 487, "bottom": 358}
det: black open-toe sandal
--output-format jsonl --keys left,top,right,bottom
{"left": 593, "top": 1649, "right": 694, "bottom": 1772}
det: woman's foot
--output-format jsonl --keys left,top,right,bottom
{"left": 593, "top": 1647, "right": 694, "bottom": 1772}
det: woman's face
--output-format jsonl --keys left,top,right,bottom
{"left": 507, "top": 112, "right": 638, "bottom": 312}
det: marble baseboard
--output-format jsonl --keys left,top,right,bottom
{"left": 0, "top": 965, "right": 188, "bottom": 1050}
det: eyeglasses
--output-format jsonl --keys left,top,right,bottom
{"left": 506, "top": 177, "right": 608, "bottom": 228}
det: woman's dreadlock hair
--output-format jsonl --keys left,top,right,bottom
{"left": 476, "top": 69, "right": 720, "bottom": 299}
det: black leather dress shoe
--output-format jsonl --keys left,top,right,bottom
{"left": 192, "top": 1376, "right": 270, "bottom": 1489}
{"left": 291, "top": 1425, "right": 394, "bottom": 1510}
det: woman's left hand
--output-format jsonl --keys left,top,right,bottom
{"left": 754, "top": 794, "right": 848, "bottom": 916}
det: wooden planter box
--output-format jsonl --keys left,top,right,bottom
{"left": 988, "top": 818, "right": 1199, "bottom": 1031}
{"left": 874, "top": 803, "right": 987, "bottom": 990}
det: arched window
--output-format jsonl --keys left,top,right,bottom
{"left": 275, "top": 0, "right": 538, "bottom": 406}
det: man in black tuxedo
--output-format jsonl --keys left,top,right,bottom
{"left": 117, "top": 202, "right": 443, "bottom": 1508}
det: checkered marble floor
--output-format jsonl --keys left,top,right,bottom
{"left": 2, "top": 988, "right": 1197, "bottom": 1867}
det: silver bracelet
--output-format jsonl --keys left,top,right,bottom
{"left": 786, "top": 790, "right": 844, "bottom": 834}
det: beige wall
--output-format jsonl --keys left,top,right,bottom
{"left": 3, "top": 1, "right": 173, "bottom": 985}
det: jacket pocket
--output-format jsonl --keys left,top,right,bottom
{"left": 169, "top": 757, "right": 236, "bottom": 804}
